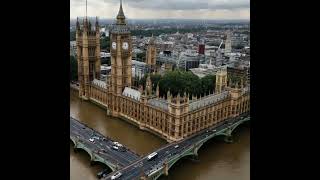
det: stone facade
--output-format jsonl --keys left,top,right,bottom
{"left": 146, "top": 35, "right": 157, "bottom": 72}
{"left": 76, "top": 2, "right": 250, "bottom": 142}
{"left": 76, "top": 17, "right": 101, "bottom": 100}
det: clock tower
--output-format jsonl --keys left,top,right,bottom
{"left": 110, "top": 0, "right": 132, "bottom": 95}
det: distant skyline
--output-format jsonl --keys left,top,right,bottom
{"left": 70, "top": 0, "right": 250, "bottom": 20}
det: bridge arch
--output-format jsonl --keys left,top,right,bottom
{"left": 193, "top": 134, "right": 226, "bottom": 155}
{"left": 91, "top": 155, "right": 117, "bottom": 171}
{"left": 229, "top": 118, "right": 250, "bottom": 134}
{"left": 70, "top": 137, "right": 116, "bottom": 171}
{"left": 194, "top": 117, "right": 250, "bottom": 155}
{"left": 70, "top": 137, "right": 76, "bottom": 146}
{"left": 167, "top": 151, "right": 195, "bottom": 171}
{"left": 152, "top": 151, "right": 196, "bottom": 180}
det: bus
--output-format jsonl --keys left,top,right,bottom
{"left": 147, "top": 152, "right": 158, "bottom": 161}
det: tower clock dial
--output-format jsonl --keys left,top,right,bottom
{"left": 112, "top": 42, "right": 116, "bottom": 50}
{"left": 122, "top": 42, "right": 128, "bottom": 50}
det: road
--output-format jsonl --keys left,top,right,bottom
{"left": 102, "top": 113, "right": 250, "bottom": 180}
{"left": 70, "top": 117, "right": 141, "bottom": 169}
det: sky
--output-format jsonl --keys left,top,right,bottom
{"left": 70, "top": 0, "right": 250, "bottom": 20}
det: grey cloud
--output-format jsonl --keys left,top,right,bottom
{"left": 103, "top": 0, "right": 249, "bottom": 10}
{"left": 72, "top": 0, "right": 249, "bottom": 10}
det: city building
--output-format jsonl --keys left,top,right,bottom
{"left": 132, "top": 60, "right": 148, "bottom": 79}
{"left": 70, "top": 41, "right": 77, "bottom": 56}
{"left": 198, "top": 43, "right": 205, "bottom": 55}
{"left": 224, "top": 30, "right": 232, "bottom": 54}
{"left": 76, "top": 1, "right": 250, "bottom": 142}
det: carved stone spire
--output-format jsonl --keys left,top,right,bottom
{"left": 116, "top": 0, "right": 126, "bottom": 25}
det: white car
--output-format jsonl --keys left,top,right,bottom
{"left": 114, "top": 142, "right": 123, "bottom": 147}
{"left": 174, "top": 145, "right": 179, "bottom": 149}
{"left": 111, "top": 172, "right": 122, "bottom": 180}
{"left": 112, "top": 146, "right": 119, "bottom": 150}
{"left": 93, "top": 136, "right": 99, "bottom": 140}
{"left": 89, "top": 138, "right": 94, "bottom": 142}
{"left": 117, "top": 143, "right": 123, "bottom": 147}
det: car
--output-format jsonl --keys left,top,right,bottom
{"left": 111, "top": 172, "right": 122, "bottom": 180}
{"left": 93, "top": 136, "right": 100, "bottom": 140}
{"left": 212, "top": 129, "right": 217, "bottom": 132}
{"left": 174, "top": 145, "right": 179, "bottom": 148}
{"left": 117, "top": 143, "right": 123, "bottom": 147}
{"left": 112, "top": 146, "right": 119, "bottom": 150}
{"left": 89, "top": 138, "right": 94, "bottom": 142}
{"left": 114, "top": 142, "right": 123, "bottom": 147}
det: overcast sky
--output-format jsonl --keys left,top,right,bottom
{"left": 70, "top": 0, "right": 250, "bottom": 20}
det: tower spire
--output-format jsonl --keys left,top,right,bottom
{"left": 116, "top": 0, "right": 126, "bottom": 25}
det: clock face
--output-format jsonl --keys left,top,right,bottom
{"left": 112, "top": 42, "right": 116, "bottom": 50}
{"left": 122, "top": 42, "right": 128, "bottom": 50}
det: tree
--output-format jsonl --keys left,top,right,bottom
{"left": 137, "top": 71, "right": 216, "bottom": 98}
{"left": 70, "top": 31, "right": 76, "bottom": 41}
{"left": 100, "top": 36, "right": 110, "bottom": 50}
{"left": 200, "top": 75, "right": 216, "bottom": 96}
{"left": 138, "top": 74, "right": 161, "bottom": 91}
{"left": 151, "top": 74, "right": 161, "bottom": 91}
{"left": 232, "top": 44, "right": 244, "bottom": 49}
{"left": 70, "top": 55, "right": 78, "bottom": 81}
{"left": 136, "top": 52, "right": 146, "bottom": 62}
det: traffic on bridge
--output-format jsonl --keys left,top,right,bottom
{"left": 70, "top": 117, "right": 141, "bottom": 178}
{"left": 103, "top": 113, "right": 250, "bottom": 180}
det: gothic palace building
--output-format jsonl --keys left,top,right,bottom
{"left": 76, "top": 2, "right": 250, "bottom": 142}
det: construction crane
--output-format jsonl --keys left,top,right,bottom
{"left": 218, "top": 39, "right": 224, "bottom": 50}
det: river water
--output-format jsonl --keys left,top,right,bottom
{"left": 70, "top": 89, "right": 250, "bottom": 180}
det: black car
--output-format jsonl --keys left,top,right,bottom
{"left": 97, "top": 169, "right": 108, "bottom": 178}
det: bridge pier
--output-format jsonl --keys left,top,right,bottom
{"left": 163, "top": 160, "right": 169, "bottom": 176}
{"left": 90, "top": 161, "right": 96, "bottom": 166}
{"left": 188, "top": 155, "right": 200, "bottom": 162}
{"left": 224, "top": 135, "right": 233, "bottom": 143}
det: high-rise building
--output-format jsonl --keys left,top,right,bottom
{"left": 225, "top": 30, "right": 232, "bottom": 54}
{"left": 198, "top": 42, "right": 205, "bottom": 55}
